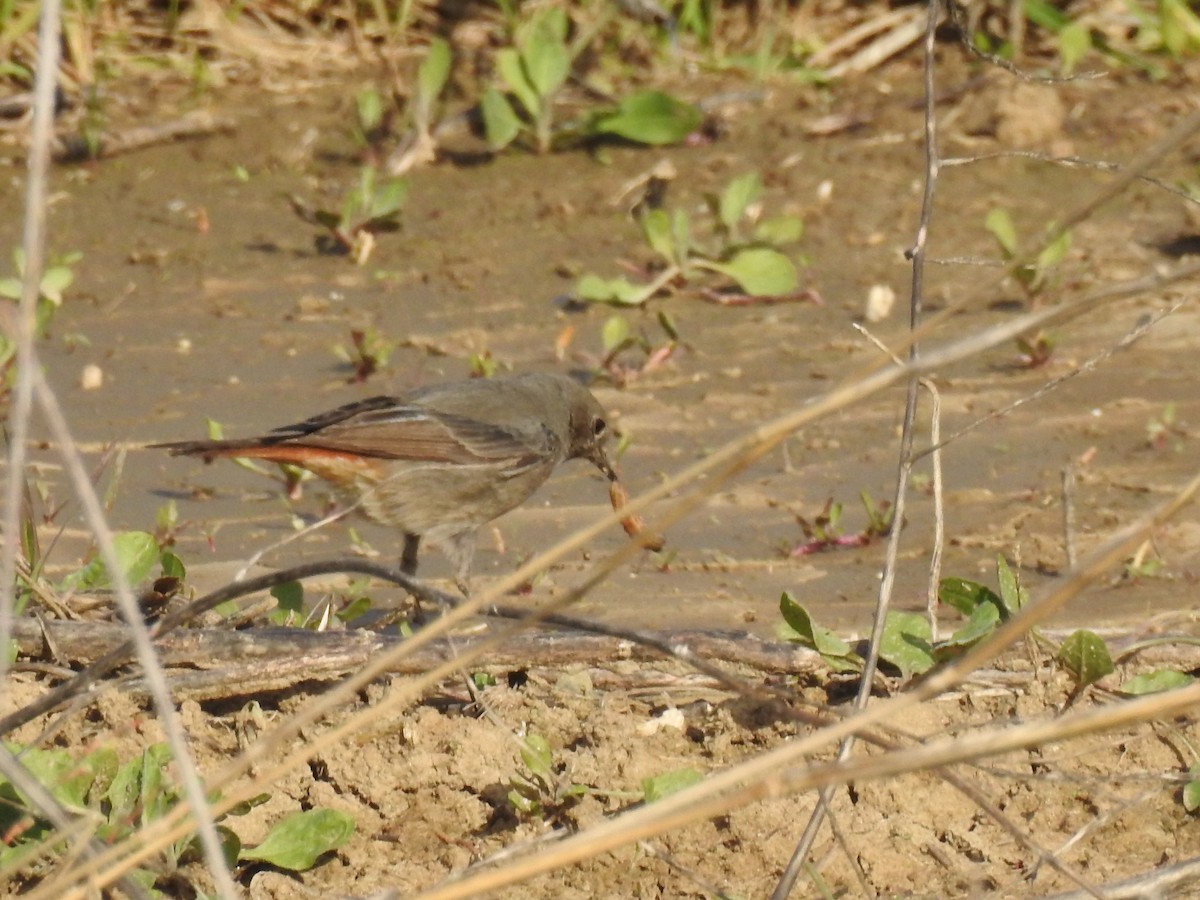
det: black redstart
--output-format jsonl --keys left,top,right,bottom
{"left": 153, "top": 373, "right": 616, "bottom": 593}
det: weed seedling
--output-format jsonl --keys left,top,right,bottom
{"left": 582, "top": 311, "right": 681, "bottom": 386}
{"left": 1145, "top": 402, "right": 1185, "bottom": 451}
{"left": 788, "top": 491, "right": 894, "bottom": 556}
{"left": 387, "top": 38, "right": 453, "bottom": 174}
{"left": 288, "top": 166, "right": 408, "bottom": 264}
{"left": 0, "top": 742, "right": 353, "bottom": 892}
{"left": 333, "top": 326, "right": 396, "bottom": 383}
{"left": 984, "top": 208, "right": 1071, "bottom": 305}
{"left": 0, "top": 248, "right": 81, "bottom": 397}
{"left": 1015, "top": 330, "right": 1056, "bottom": 367}
{"left": 482, "top": 7, "right": 572, "bottom": 154}
{"left": 507, "top": 734, "right": 590, "bottom": 823}
{"left": 577, "top": 170, "right": 803, "bottom": 305}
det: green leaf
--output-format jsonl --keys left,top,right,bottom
{"left": 670, "top": 209, "right": 691, "bottom": 265}
{"left": 699, "top": 247, "right": 798, "bottom": 296}
{"left": 1161, "top": 0, "right": 1200, "bottom": 57}
{"left": 938, "top": 577, "right": 1002, "bottom": 616}
{"left": 753, "top": 215, "right": 804, "bottom": 245}
{"left": 269, "top": 581, "right": 304, "bottom": 625}
{"left": 879, "top": 612, "right": 935, "bottom": 679}
{"left": 239, "top": 809, "right": 355, "bottom": 872}
{"left": 61, "top": 531, "right": 159, "bottom": 592}
{"left": 496, "top": 48, "right": 539, "bottom": 119}
{"left": 1119, "top": 669, "right": 1195, "bottom": 695}
{"left": 638, "top": 208, "right": 676, "bottom": 264}
{"left": 1023, "top": 0, "right": 1070, "bottom": 30}
{"left": 38, "top": 266, "right": 73, "bottom": 305}
{"left": 1036, "top": 227, "right": 1071, "bottom": 270}
{"left": 0, "top": 276, "right": 21, "bottom": 299}
{"left": 590, "top": 90, "right": 702, "bottom": 146}
{"left": 480, "top": 88, "right": 522, "bottom": 151}
{"left": 1185, "top": 765, "right": 1200, "bottom": 813}
{"left": 15, "top": 746, "right": 94, "bottom": 809}
{"left": 601, "top": 315, "right": 632, "bottom": 352}
{"left": 355, "top": 89, "right": 383, "bottom": 133}
{"left": 778, "top": 592, "right": 863, "bottom": 673}
{"left": 1057, "top": 630, "right": 1115, "bottom": 687}
{"left": 335, "top": 594, "right": 373, "bottom": 623}
{"left": 938, "top": 601, "right": 1002, "bottom": 654}
{"left": 718, "top": 172, "right": 763, "bottom": 234}
{"left": 417, "top": 38, "right": 452, "bottom": 105}
{"left": 1058, "top": 21, "right": 1091, "bottom": 73}
{"left": 519, "top": 734, "right": 553, "bottom": 780}
{"left": 520, "top": 14, "right": 569, "bottom": 99}
{"left": 984, "top": 208, "right": 1019, "bottom": 257}
{"left": 160, "top": 551, "right": 186, "bottom": 580}
{"left": 368, "top": 177, "right": 408, "bottom": 220}
{"left": 995, "top": 555, "right": 1025, "bottom": 616}
{"left": 575, "top": 274, "right": 649, "bottom": 306}
{"left": 642, "top": 768, "right": 703, "bottom": 802}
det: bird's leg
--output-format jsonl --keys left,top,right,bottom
{"left": 401, "top": 532, "right": 420, "bottom": 577}
{"left": 400, "top": 532, "right": 426, "bottom": 624}
{"left": 444, "top": 532, "right": 476, "bottom": 599}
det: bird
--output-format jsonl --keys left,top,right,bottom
{"left": 152, "top": 373, "right": 616, "bottom": 594}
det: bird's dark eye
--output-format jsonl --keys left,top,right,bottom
{"left": 592, "top": 417, "right": 607, "bottom": 438}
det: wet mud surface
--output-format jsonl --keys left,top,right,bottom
{"left": 3, "top": 51, "right": 1200, "bottom": 897}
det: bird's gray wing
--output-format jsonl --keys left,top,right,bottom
{"left": 274, "top": 402, "right": 557, "bottom": 474}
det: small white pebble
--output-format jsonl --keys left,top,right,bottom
{"left": 638, "top": 707, "right": 685, "bottom": 735}
{"left": 228, "top": 375, "right": 241, "bottom": 385}
{"left": 176, "top": 337, "right": 192, "bottom": 353}
{"left": 816, "top": 179, "right": 834, "bottom": 202}
{"left": 80, "top": 364, "right": 103, "bottom": 391}
{"left": 864, "top": 284, "right": 896, "bottom": 323}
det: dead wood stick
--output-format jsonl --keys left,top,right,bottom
{"left": 52, "top": 110, "right": 236, "bottom": 162}
{"left": 7, "top": 617, "right": 825, "bottom": 701}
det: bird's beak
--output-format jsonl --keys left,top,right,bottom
{"left": 590, "top": 447, "right": 618, "bottom": 482}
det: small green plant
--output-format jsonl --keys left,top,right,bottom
{"left": 585, "top": 311, "right": 681, "bottom": 387}
{"left": 481, "top": 7, "right": 572, "bottom": 154}
{"left": 1015, "top": 330, "right": 1056, "bottom": 367}
{"left": 0, "top": 742, "right": 354, "bottom": 891}
{"left": 288, "top": 166, "right": 408, "bottom": 264}
{"left": 583, "top": 90, "right": 702, "bottom": 147}
{"left": 384, "top": 38, "right": 454, "bottom": 174}
{"left": 941, "top": 557, "right": 1119, "bottom": 691}
{"left": 351, "top": 86, "right": 391, "bottom": 160}
{"left": 577, "top": 170, "right": 803, "bottom": 305}
{"left": 641, "top": 768, "right": 703, "bottom": 802}
{"left": 59, "top": 530, "right": 161, "bottom": 594}
{"left": 480, "top": 8, "right": 699, "bottom": 154}
{"left": 1056, "top": 629, "right": 1114, "bottom": 688}
{"left": 0, "top": 249, "right": 81, "bottom": 397}
{"left": 778, "top": 593, "right": 935, "bottom": 679}
{"left": 507, "top": 734, "right": 589, "bottom": 822}
{"left": 468, "top": 350, "right": 502, "bottom": 378}
{"left": 787, "top": 491, "right": 894, "bottom": 556}
{"left": 1145, "top": 402, "right": 1185, "bottom": 451}
{"left": 1128, "top": 0, "right": 1200, "bottom": 58}
{"left": 1123, "top": 539, "right": 1167, "bottom": 580}
{"left": 333, "top": 326, "right": 396, "bottom": 383}
{"left": 779, "top": 555, "right": 1129, "bottom": 688}
{"left": 984, "top": 208, "right": 1071, "bottom": 304}
{"left": 268, "top": 578, "right": 376, "bottom": 628}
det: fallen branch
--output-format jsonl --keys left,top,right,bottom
{"left": 51, "top": 110, "right": 236, "bottom": 162}
{"left": 7, "top": 617, "right": 826, "bottom": 701}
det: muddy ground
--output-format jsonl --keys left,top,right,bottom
{"left": 3, "top": 31, "right": 1200, "bottom": 900}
